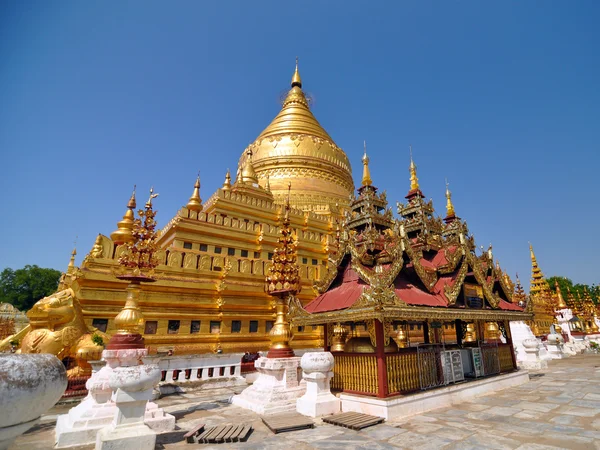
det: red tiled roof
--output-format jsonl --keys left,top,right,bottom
{"left": 497, "top": 299, "right": 524, "bottom": 311}
{"left": 394, "top": 274, "right": 447, "bottom": 307}
{"left": 304, "top": 266, "right": 367, "bottom": 313}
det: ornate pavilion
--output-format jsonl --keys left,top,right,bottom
{"left": 288, "top": 152, "right": 530, "bottom": 399}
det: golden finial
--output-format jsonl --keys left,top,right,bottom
{"left": 222, "top": 169, "right": 231, "bottom": 191}
{"left": 265, "top": 174, "right": 271, "bottom": 192}
{"left": 445, "top": 178, "right": 455, "bottom": 217}
{"left": 409, "top": 145, "right": 419, "bottom": 191}
{"left": 68, "top": 245, "right": 77, "bottom": 270}
{"left": 145, "top": 187, "right": 159, "bottom": 209}
{"left": 291, "top": 56, "right": 302, "bottom": 88}
{"left": 241, "top": 149, "right": 259, "bottom": 184}
{"left": 555, "top": 280, "right": 567, "bottom": 309}
{"left": 110, "top": 187, "right": 137, "bottom": 245}
{"left": 361, "top": 140, "right": 373, "bottom": 187}
{"left": 284, "top": 182, "right": 292, "bottom": 222}
{"left": 186, "top": 173, "right": 203, "bottom": 212}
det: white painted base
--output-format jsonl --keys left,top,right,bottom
{"left": 546, "top": 343, "right": 565, "bottom": 359}
{"left": 518, "top": 359, "right": 548, "bottom": 370}
{"left": 55, "top": 396, "right": 174, "bottom": 447}
{"left": 297, "top": 394, "right": 340, "bottom": 418}
{"left": 95, "top": 423, "right": 156, "bottom": 450}
{"left": 231, "top": 357, "right": 306, "bottom": 415}
{"left": 340, "top": 370, "right": 530, "bottom": 420}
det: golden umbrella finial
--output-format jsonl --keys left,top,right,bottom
{"left": 291, "top": 56, "right": 302, "bottom": 88}
{"left": 445, "top": 178, "right": 455, "bottom": 217}
{"left": 186, "top": 172, "right": 203, "bottom": 212}
{"left": 361, "top": 140, "right": 373, "bottom": 187}
{"left": 110, "top": 186, "right": 137, "bottom": 245}
{"left": 222, "top": 169, "right": 232, "bottom": 191}
{"left": 409, "top": 145, "right": 419, "bottom": 191}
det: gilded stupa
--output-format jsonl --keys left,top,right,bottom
{"left": 239, "top": 59, "right": 354, "bottom": 215}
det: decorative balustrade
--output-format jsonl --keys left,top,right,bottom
{"left": 386, "top": 351, "right": 420, "bottom": 394}
{"left": 144, "top": 354, "right": 243, "bottom": 384}
{"left": 331, "top": 354, "right": 378, "bottom": 396}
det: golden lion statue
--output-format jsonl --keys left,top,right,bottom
{"left": 18, "top": 288, "right": 107, "bottom": 377}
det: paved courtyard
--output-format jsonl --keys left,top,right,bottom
{"left": 13, "top": 354, "right": 600, "bottom": 449}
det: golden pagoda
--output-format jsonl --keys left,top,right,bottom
{"left": 527, "top": 244, "right": 555, "bottom": 336}
{"left": 4, "top": 63, "right": 354, "bottom": 363}
{"left": 240, "top": 58, "right": 354, "bottom": 215}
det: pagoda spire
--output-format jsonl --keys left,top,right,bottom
{"left": 110, "top": 187, "right": 137, "bottom": 245}
{"left": 554, "top": 280, "right": 567, "bottom": 309}
{"left": 529, "top": 243, "right": 549, "bottom": 296}
{"left": 409, "top": 145, "right": 420, "bottom": 192}
{"left": 444, "top": 178, "right": 456, "bottom": 219}
{"left": 222, "top": 169, "right": 232, "bottom": 191}
{"left": 513, "top": 273, "right": 527, "bottom": 306}
{"left": 186, "top": 174, "right": 203, "bottom": 212}
{"left": 291, "top": 56, "right": 302, "bottom": 88}
{"left": 361, "top": 141, "right": 373, "bottom": 187}
{"left": 241, "top": 149, "right": 258, "bottom": 185}
{"left": 67, "top": 247, "right": 77, "bottom": 272}
{"left": 265, "top": 183, "right": 301, "bottom": 358}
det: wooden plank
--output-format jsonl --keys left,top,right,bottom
{"left": 199, "top": 425, "right": 222, "bottom": 443}
{"left": 183, "top": 423, "right": 205, "bottom": 443}
{"left": 235, "top": 425, "right": 253, "bottom": 442}
{"left": 262, "top": 413, "right": 314, "bottom": 434}
{"left": 213, "top": 425, "right": 233, "bottom": 443}
{"left": 223, "top": 424, "right": 242, "bottom": 442}
{"left": 322, "top": 412, "right": 384, "bottom": 431}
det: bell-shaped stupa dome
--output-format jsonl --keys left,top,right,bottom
{"left": 238, "top": 61, "right": 354, "bottom": 215}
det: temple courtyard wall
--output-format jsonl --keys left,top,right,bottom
{"left": 11, "top": 354, "right": 600, "bottom": 449}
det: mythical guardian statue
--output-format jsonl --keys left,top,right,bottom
{"left": 18, "top": 288, "right": 107, "bottom": 377}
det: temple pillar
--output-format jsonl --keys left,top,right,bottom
{"left": 374, "top": 319, "right": 388, "bottom": 398}
{"left": 455, "top": 320, "right": 463, "bottom": 346}
{"left": 423, "top": 321, "right": 430, "bottom": 345}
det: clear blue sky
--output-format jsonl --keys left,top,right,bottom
{"left": 1, "top": 1, "right": 598, "bottom": 291}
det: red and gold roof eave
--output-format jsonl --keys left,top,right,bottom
{"left": 290, "top": 302, "right": 532, "bottom": 327}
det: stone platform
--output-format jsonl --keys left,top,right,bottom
{"left": 12, "top": 354, "right": 600, "bottom": 450}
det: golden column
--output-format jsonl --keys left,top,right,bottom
{"left": 265, "top": 184, "right": 301, "bottom": 358}
{"left": 107, "top": 188, "right": 160, "bottom": 350}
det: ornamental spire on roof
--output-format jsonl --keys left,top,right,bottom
{"left": 409, "top": 145, "right": 420, "bottom": 192}
{"left": 361, "top": 141, "right": 373, "bottom": 187}
{"left": 445, "top": 178, "right": 456, "bottom": 219}
{"left": 110, "top": 187, "right": 137, "bottom": 245}
{"left": 186, "top": 174, "right": 203, "bottom": 212}
{"left": 222, "top": 169, "right": 231, "bottom": 191}
{"left": 241, "top": 149, "right": 258, "bottom": 185}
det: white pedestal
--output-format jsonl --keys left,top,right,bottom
{"left": 232, "top": 357, "right": 305, "bottom": 415}
{"left": 95, "top": 348, "right": 161, "bottom": 450}
{"left": 56, "top": 361, "right": 174, "bottom": 448}
{"left": 296, "top": 352, "right": 340, "bottom": 418}
{"left": 509, "top": 322, "right": 547, "bottom": 370}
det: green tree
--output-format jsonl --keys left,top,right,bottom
{"left": 0, "top": 265, "right": 61, "bottom": 311}
{"left": 548, "top": 276, "right": 599, "bottom": 304}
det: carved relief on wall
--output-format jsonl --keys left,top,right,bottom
{"left": 183, "top": 253, "right": 197, "bottom": 269}
{"left": 199, "top": 255, "right": 211, "bottom": 271}
{"left": 168, "top": 251, "right": 183, "bottom": 268}
{"left": 240, "top": 260, "right": 251, "bottom": 274}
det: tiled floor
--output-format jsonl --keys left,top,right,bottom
{"left": 12, "top": 354, "right": 600, "bottom": 449}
